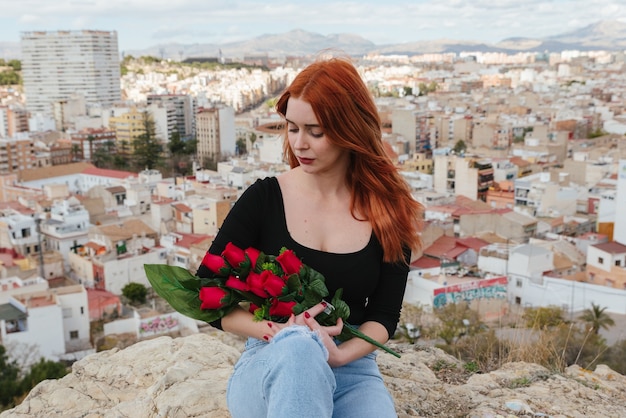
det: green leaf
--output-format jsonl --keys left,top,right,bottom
{"left": 144, "top": 264, "right": 224, "bottom": 323}
{"left": 307, "top": 278, "right": 329, "bottom": 299}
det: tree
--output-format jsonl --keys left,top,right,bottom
{"left": 167, "top": 130, "right": 186, "bottom": 155}
{"left": 0, "top": 345, "right": 20, "bottom": 408}
{"left": 578, "top": 303, "right": 615, "bottom": 335}
{"left": 19, "top": 359, "right": 68, "bottom": 394}
{"left": 91, "top": 140, "right": 115, "bottom": 168}
{"left": 71, "top": 144, "right": 81, "bottom": 161}
{"left": 523, "top": 306, "right": 566, "bottom": 329}
{"left": 453, "top": 140, "right": 467, "bottom": 155}
{"left": 433, "top": 302, "right": 481, "bottom": 345}
{"left": 132, "top": 112, "right": 163, "bottom": 170}
{"left": 122, "top": 282, "right": 148, "bottom": 305}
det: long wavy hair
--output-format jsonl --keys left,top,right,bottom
{"left": 276, "top": 57, "right": 423, "bottom": 263}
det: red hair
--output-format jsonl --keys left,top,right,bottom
{"left": 276, "top": 57, "right": 423, "bottom": 263}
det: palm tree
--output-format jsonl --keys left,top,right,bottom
{"left": 578, "top": 303, "right": 615, "bottom": 335}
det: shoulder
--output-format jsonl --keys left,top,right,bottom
{"left": 238, "top": 176, "right": 280, "bottom": 204}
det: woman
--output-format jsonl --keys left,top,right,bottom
{"left": 197, "top": 56, "right": 423, "bottom": 418}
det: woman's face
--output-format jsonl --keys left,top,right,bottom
{"left": 285, "top": 97, "right": 349, "bottom": 175}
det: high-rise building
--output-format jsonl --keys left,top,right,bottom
{"left": 147, "top": 94, "right": 196, "bottom": 141}
{"left": 20, "top": 30, "right": 121, "bottom": 116}
{"left": 196, "top": 106, "right": 235, "bottom": 167}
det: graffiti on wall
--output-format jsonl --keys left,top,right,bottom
{"left": 433, "top": 276, "right": 507, "bottom": 308}
{"left": 139, "top": 314, "right": 179, "bottom": 335}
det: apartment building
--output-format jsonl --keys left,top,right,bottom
{"left": 433, "top": 154, "right": 494, "bottom": 201}
{"left": 0, "top": 106, "right": 29, "bottom": 138}
{"left": 0, "top": 136, "right": 34, "bottom": 174}
{"left": 147, "top": 94, "right": 196, "bottom": 141}
{"left": 0, "top": 283, "right": 93, "bottom": 363}
{"left": 70, "top": 127, "right": 116, "bottom": 162}
{"left": 39, "top": 197, "right": 91, "bottom": 269}
{"left": 20, "top": 30, "right": 121, "bottom": 116}
{"left": 196, "top": 105, "right": 236, "bottom": 166}
{"left": 392, "top": 108, "right": 435, "bottom": 155}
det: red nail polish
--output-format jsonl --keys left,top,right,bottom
{"left": 267, "top": 322, "right": 273, "bottom": 328}
{"left": 304, "top": 312, "right": 311, "bottom": 319}
{"left": 321, "top": 301, "right": 328, "bottom": 307}
{"left": 263, "top": 335, "right": 269, "bottom": 341}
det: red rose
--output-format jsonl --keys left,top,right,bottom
{"left": 199, "top": 287, "right": 229, "bottom": 310}
{"left": 247, "top": 270, "right": 286, "bottom": 298}
{"left": 201, "top": 252, "right": 227, "bottom": 274}
{"left": 269, "top": 299, "right": 296, "bottom": 317}
{"left": 262, "top": 271, "right": 286, "bottom": 297}
{"left": 276, "top": 249, "right": 302, "bottom": 275}
{"left": 247, "top": 271, "right": 268, "bottom": 298}
{"left": 245, "top": 247, "right": 261, "bottom": 268}
{"left": 225, "top": 275, "right": 249, "bottom": 292}
{"left": 222, "top": 242, "right": 246, "bottom": 267}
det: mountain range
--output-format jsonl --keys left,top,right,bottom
{"left": 2, "top": 20, "right": 626, "bottom": 61}
{"left": 130, "top": 19, "right": 626, "bottom": 60}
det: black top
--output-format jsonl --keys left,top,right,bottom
{"left": 196, "top": 177, "right": 409, "bottom": 338}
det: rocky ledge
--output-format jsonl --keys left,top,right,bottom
{"left": 2, "top": 331, "right": 625, "bottom": 417}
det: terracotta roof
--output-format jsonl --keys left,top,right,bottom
{"left": 423, "top": 236, "right": 469, "bottom": 260}
{"left": 82, "top": 166, "right": 138, "bottom": 179}
{"left": 592, "top": 241, "right": 626, "bottom": 254}
{"left": 456, "top": 237, "right": 490, "bottom": 251}
{"left": 175, "top": 233, "right": 211, "bottom": 249}
{"left": 105, "top": 186, "right": 126, "bottom": 194}
{"left": 173, "top": 203, "right": 192, "bottom": 212}
{"left": 18, "top": 162, "right": 96, "bottom": 182}
{"left": 411, "top": 256, "right": 441, "bottom": 269}
{"left": 96, "top": 219, "right": 157, "bottom": 241}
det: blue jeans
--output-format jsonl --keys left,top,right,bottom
{"left": 227, "top": 326, "right": 397, "bottom": 418}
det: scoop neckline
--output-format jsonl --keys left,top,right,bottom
{"left": 269, "top": 176, "right": 375, "bottom": 257}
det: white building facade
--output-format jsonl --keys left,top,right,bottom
{"left": 21, "top": 30, "right": 121, "bottom": 117}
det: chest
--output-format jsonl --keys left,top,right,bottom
{"left": 282, "top": 192, "right": 371, "bottom": 254}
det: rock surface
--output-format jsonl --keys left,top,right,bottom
{"left": 2, "top": 331, "right": 626, "bottom": 418}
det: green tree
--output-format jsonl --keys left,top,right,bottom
{"left": 132, "top": 112, "right": 163, "bottom": 170}
{"left": 167, "top": 130, "right": 186, "bottom": 155}
{"left": 0, "top": 345, "right": 20, "bottom": 408}
{"left": 19, "top": 359, "right": 68, "bottom": 394}
{"left": 7, "top": 60, "right": 21, "bottom": 71}
{"left": 433, "top": 302, "right": 481, "bottom": 345}
{"left": 453, "top": 140, "right": 467, "bottom": 155}
{"left": 523, "top": 306, "right": 566, "bottom": 329}
{"left": 91, "top": 140, "right": 115, "bottom": 168}
{"left": 236, "top": 138, "right": 247, "bottom": 155}
{"left": 122, "top": 282, "right": 148, "bottom": 305}
{"left": 578, "top": 303, "right": 615, "bottom": 335}
{"left": 71, "top": 144, "right": 81, "bottom": 161}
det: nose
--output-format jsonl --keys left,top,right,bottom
{"left": 292, "top": 131, "right": 308, "bottom": 150}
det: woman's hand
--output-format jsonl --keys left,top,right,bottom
{"left": 263, "top": 302, "right": 346, "bottom": 366}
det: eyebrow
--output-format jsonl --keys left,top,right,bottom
{"left": 285, "top": 118, "right": 321, "bottom": 128}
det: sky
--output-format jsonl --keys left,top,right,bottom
{"left": 1, "top": 0, "right": 626, "bottom": 52}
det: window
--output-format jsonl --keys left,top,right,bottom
{"left": 616, "top": 260, "right": 621, "bottom": 267}
{"left": 598, "top": 257, "right": 604, "bottom": 265}
{"left": 516, "top": 279, "right": 523, "bottom": 288}
{"left": 515, "top": 296, "right": 521, "bottom": 305}
{"left": 80, "top": 306, "right": 84, "bottom": 315}
{"left": 69, "top": 330, "right": 79, "bottom": 339}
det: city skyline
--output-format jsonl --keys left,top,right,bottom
{"left": 0, "top": 1, "right": 625, "bottom": 53}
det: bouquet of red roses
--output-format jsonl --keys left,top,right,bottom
{"left": 144, "top": 242, "right": 400, "bottom": 357}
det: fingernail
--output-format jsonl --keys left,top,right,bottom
{"left": 267, "top": 322, "right": 273, "bottom": 328}
{"left": 304, "top": 312, "right": 311, "bottom": 319}
{"left": 321, "top": 301, "right": 328, "bottom": 307}
{"left": 263, "top": 335, "right": 269, "bottom": 341}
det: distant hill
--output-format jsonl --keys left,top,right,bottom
{"left": 2, "top": 20, "right": 626, "bottom": 61}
